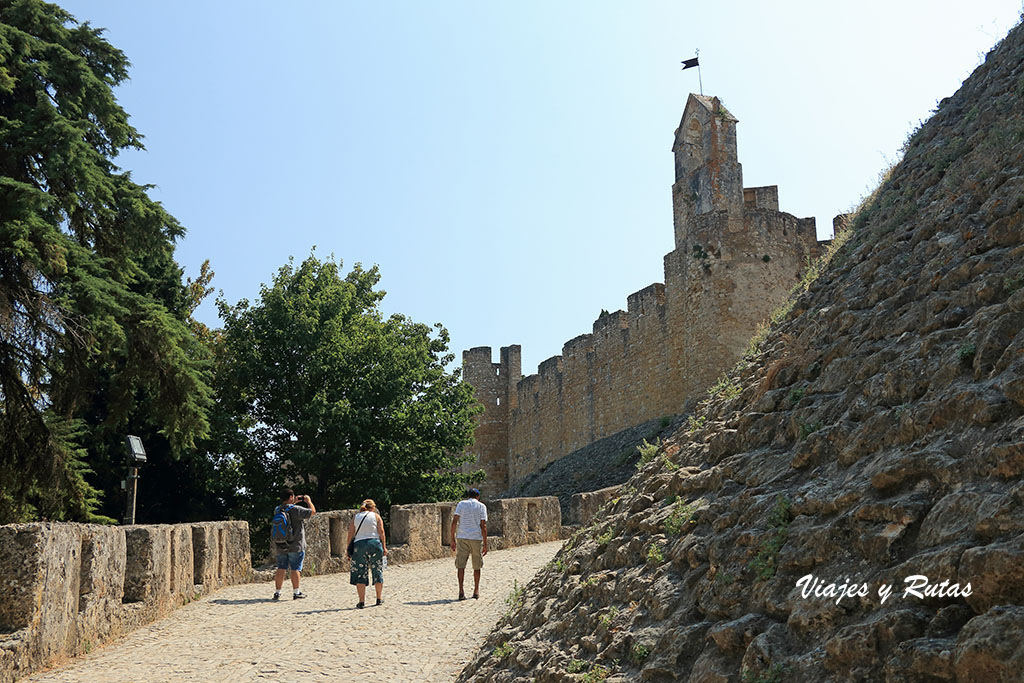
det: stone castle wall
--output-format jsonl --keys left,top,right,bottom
{"left": 463, "top": 95, "right": 825, "bottom": 495}
{"left": 0, "top": 496, "right": 561, "bottom": 683}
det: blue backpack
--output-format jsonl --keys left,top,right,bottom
{"left": 271, "top": 504, "right": 295, "bottom": 545}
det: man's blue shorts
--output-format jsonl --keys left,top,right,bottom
{"left": 275, "top": 550, "right": 304, "bottom": 571}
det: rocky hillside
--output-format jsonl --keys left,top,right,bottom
{"left": 498, "top": 415, "right": 687, "bottom": 520}
{"left": 459, "top": 18, "right": 1024, "bottom": 683}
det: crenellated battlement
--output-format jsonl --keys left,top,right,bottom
{"left": 744, "top": 185, "right": 779, "bottom": 211}
{"left": 562, "top": 333, "right": 594, "bottom": 359}
{"left": 626, "top": 283, "right": 666, "bottom": 315}
{"left": 538, "top": 355, "right": 563, "bottom": 378}
{"left": 463, "top": 94, "right": 832, "bottom": 493}
{"left": 592, "top": 309, "right": 627, "bottom": 337}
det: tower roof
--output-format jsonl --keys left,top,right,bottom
{"left": 683, "top": 94, "right": 738, "bottom": 123}
{"left": 674, "top": 94, "right": 739, "bottom": 153}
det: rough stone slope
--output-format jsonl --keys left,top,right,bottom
{"left": 458, "top": 18, "right": 1024, "bottom": 683}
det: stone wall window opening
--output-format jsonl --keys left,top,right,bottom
{"left": 496, "top": 397, "right": 501, "bottom": 406}
{"left": 440, "top": 505, "right": 454, "bottom": 547}
{"left": 78, "top": 535, "right": 96, "bottom": 613}
{"left": 218, "top": 528, "right": 227, "bottom": 579}
{"left": 329, "top": 516, "right": 345, "bottom": 558}
{"left": 122, "top": 536, "right": 144, "bottom": 604}
{"left": 192, "top": 527, "right": 205, "bottom": 585}
{"left": 168, "top": 530, "right": 178, "bottom": 594}
{"left": 527, "top": 501, "right": 539, "bottom": 532}
{"left": 495, "top": 367, "right": 500, "bottom": 376}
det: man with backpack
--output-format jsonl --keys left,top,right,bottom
{"left": 271, "top": 488, "right": 316, "bottom": 600}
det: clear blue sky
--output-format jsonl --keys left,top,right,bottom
{"left": 60, "top": 1, "right": 1023, "bottom": 376}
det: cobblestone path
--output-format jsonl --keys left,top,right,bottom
{"left": 28, "top": 541, "right": 561, "bottom": 682}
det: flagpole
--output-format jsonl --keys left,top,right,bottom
{"left": 696, "top": 48, "right": 702, "bottom": 95}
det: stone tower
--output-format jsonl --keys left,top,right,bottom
{"left": 461, "top": 94, "right": 825, "bottom": 495}
{"left": 461, "top": 345, "right": 520, "bottom": 497}
{"left": 663, "top": 94, "right": 820, "bottom": 400}
{"left": 671, "top": 94, "right": 744, "bottom": 243}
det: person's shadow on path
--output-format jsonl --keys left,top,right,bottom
{"left": 295, "top": 608, "right": 348, "bottom": 614}
{"left": 404, "top": 599, "right": 458, "bottom": 606}
{"left": 209, "top": 598, "right": 269, "bottom": 605}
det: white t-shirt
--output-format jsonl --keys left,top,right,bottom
{"left": 454, "top": 498, "right": 488, "bottom": 540}
{"left": 353, "top": 511, "right": 380, "bottom": 541}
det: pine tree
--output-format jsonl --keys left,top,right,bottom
{"left": 0, "top": 1, "right": 211, "bottom": 522}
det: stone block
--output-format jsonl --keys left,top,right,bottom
{"left": 167, "top": 524, "right": 194, "bottom": 599}
{"left": 193, "top": 522, "right": 252, "bottom": 588}
{"left": 524, "top": 496, "right": 561, "bottom": 542}
{"left": 487, "top": 499, "right": 528, "bottom": 546}
{"left": 77, "top": 525, "right": 127, "bottom": 642}
{"left": 570, "top": 486, "right": 621, "bottom": 526}
{"left": 222, "top": 522, "right": 254, "bottom": 584}
{"left": 123, "top": 525, "right": 171, "bottom": 605}
{"left": 391, "top": 503, "right": 445, "bottom": 562}
{"left": 0, "top": 524, "right": 51, "bottom": 633}
{"left": 302, "top": 513, "right": 332, "bottom": 574}
{"left": 14, "top": 524, "right": 81, "bottom": 663}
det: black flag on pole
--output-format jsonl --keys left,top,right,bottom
{"left": 681, "top": 57, "right": 699, "bottom": 70}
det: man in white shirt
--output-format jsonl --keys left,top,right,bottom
{"left": 450, "top": 488, "right": 488, "bottom": 600}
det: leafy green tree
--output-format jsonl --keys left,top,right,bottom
{"left": 214, "top": 253, "right": 482, "bottom": 526}
{"left": 0, "top": 1, "right": 211, "bottom": 522}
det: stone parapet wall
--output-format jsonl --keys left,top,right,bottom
{"left": 0, "top": 495, "right": 562, "bottom": 682}
{"left": 0, "top": 521, "right": 250, "bottom": 683}
{"left": 386, "top": 496, "right": 561, "bottom": 562}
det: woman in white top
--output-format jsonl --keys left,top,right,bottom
{"left": 347, "top": 499, "right": 388, "bottom": 608}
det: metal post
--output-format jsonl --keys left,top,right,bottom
{"left": 696, "top": 48, "right": 703, "bottom": 96}
{"left": 124, "top": 466, "right": 139, "bottom": 525}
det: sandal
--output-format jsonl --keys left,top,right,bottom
{"left": 472, "top": 593, "right": 479, "bottom": 599}
{"left": 458, "top": 593, "right": 466, "bottom": 601}
{"left": 356, "top": 602, "right": 365, "bottom": 609}
{"left": 375, "top": 598, "right": 383, "bottom": 606}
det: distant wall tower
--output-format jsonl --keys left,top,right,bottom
{"left": 460, "top": 346, "right": 521, "bottom": 497}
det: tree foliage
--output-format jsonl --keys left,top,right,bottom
{"left": 0, "top": 1, "right": 211, "bottom": 522}
{"left": 213, "top": 254, "right": 482, "bottom": 525}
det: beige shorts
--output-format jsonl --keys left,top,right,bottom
{"left": 455, "top": 538, "right": 484, "bottom": 570}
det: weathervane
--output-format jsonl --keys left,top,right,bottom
{"left": 682, "top": 48, "right": 702, "bottom": 95}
